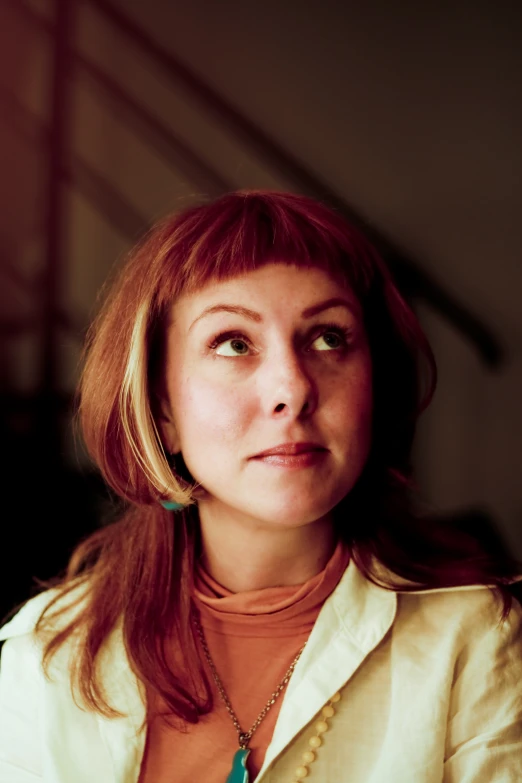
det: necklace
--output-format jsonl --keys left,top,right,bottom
{"left": 193, "top": 612, "right": 307, "bottom": 782}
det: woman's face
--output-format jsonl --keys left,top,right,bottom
{"left": 160, "top": 263, "right": 373, "bottom": 530}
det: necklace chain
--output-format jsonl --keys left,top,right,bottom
{"left": 193, "top": 613, "right": 307, "bottom": 749}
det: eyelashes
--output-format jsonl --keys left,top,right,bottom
{"left": 207, "top": 323, "right": 354, "bottom": 356}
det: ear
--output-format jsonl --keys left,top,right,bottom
{"left": 155, "top": 396, "right": 181, "bottom": 455}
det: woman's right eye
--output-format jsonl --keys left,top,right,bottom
{"left": 212, "top": 336, "right": 251, "bottom": 356}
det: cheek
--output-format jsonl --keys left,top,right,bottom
{"left": 354, "top": 374, "right": 374, "bottom": 425}
{"left": 353, "top": 351, "right": 373, "bottom": 414}
{"left": 327, "top": 362, "right": 373, "bottom": 448}
{"left": 174, "top": 375, "right": 252, "bottom": 446}
{"left": 338, "top": 390, "right": 373, "bottom": 439}
{"left": 331, "top": 353, "right": 373, "bottom": 413}
{"left": 354, "top": 374, "right": 374, "bottom": 441}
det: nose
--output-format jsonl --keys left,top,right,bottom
{"left": 261, "top": 349, "right": 318, "bottom": 420}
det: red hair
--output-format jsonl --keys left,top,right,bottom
{"left": 36, "top": 190, "right": 521, "bottom": 721}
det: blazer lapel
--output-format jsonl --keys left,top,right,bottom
{"left": 257, "top": 560, "right": 397, "bottom": 778}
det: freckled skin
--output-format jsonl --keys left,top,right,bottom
{"left": 160, "top": 264, "right": 373, "bottom": 535}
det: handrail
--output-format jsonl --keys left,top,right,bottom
{"left": 0, "top": 85, "right": 147, "bottom": 248}
{"left": 0, "top": 83, "right": 146, "bottom": 345}
{"left": 79, "top": 58, "right": 231, "bottom": 196}
{"left": 13, "top": 0, "right": 232, "bottom": 198}
{"left": 41, "top": 0, "right": 72, "bottom": 395}
{"left": 6, "top": 0, "right": 504, "bottom": 367}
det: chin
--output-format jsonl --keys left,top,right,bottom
{"left": 253, "top": 498, "right": 340, "bottom": 529}
{"left": 199, "top": 484, "right": 350, "bottom": 528}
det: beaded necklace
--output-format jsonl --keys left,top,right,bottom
{"left": 289, "top": 691, "right": 341, "bottom": 782}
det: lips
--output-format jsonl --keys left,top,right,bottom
{"left": 252, "top": 442, "right": 326, "bottom": 458}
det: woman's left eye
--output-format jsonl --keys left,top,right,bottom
{"left": 310, "top": 327, "right": 350, "bottom": 352}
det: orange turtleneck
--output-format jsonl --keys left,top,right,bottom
{"left": 138, "top": 539, "right": 350, "bottom": 783}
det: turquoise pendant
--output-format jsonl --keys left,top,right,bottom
{"left": 225, "top": 748, "right": 250, "bottom": 783}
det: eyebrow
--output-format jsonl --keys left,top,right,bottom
{"left": 189, "top": 304, "right": 262, "bottom": 331}
{"left": 301, "top": 297, "right": 358, "bottom": 319}
{"left": 189, "top": 297, "right": 357, "bottom": 331}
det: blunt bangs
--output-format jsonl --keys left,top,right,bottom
{"left": 153, "top": 191, "right": 379, "bottom": 309}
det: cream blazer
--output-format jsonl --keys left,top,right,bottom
{"left": 1, "top": 559, "right": 521, "bottom": 783}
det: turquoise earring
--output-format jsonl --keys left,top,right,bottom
{"left": 161, "top": 501, "right": 186, "bottom": 511}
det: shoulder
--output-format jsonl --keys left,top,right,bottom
{"left": 367, "top": 553, "right": 522, "bottom": 630}
{"left": 394, "top": 580, "right": 522, "bottom": 668}
{"left": 337, "top": 557, "right": 522, "bottom": 658}
{"left": 398, "top": 578, "right": 521, "bottom": 618}
{"left": 0, "top": 580, "right": 90, "bottom": 643}
{"left": 0, "top": 579, "right": 129, "bottom": 710}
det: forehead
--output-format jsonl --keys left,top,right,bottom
{"left": 171, "top": 263, "right": 363, "bottom": 323}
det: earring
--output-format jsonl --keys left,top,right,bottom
{"left": 161, "top": 500, "right": 186, "bottom": 511}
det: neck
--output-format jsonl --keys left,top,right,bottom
{"left": 196, "top": 506, "right": 336, "bottom": 593}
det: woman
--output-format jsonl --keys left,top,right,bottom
{"left": 0, "top": 190, "right": 521, "bottom": 783}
